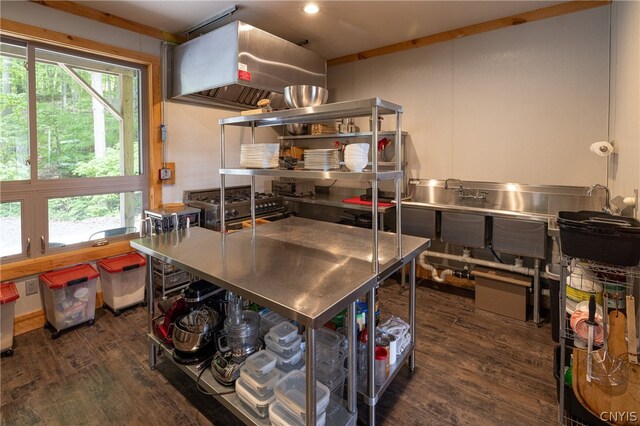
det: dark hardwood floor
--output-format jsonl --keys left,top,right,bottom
{"left": 1, "top": 280, "right": 557, "bottom": 425}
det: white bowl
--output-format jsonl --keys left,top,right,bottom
{"left": 345, "top": 157, "right": 368, "bottom": 172}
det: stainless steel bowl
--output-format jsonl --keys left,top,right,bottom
{"left": 286, "top": 123, "right": 309, "bottom": 135}
{"left": 283, "top": 85, "right": 328, "bottom": 108}
{"left": 172, "top": 316, "right": 215, "bottom": 352}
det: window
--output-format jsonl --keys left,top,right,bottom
{"left": 0, "top": 38, "right": 147, "bottom": 261}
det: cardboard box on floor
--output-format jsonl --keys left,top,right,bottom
{"left": 474, "top": 267, "right": 531, "bottom": 321}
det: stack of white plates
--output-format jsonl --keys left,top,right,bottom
{"left": 344, "top": 143, "right": 369, "bottom": 172}
{"left": 240, "top": 144, "right": 280, "bottom": 168}
{"left": 303, "top": 149, "right": 340, "bottom": 170}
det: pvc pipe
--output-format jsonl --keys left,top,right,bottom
{"left": 423, "top": 250, "right": 536, "bottom": 276}
{"left": 419, "top": 262, "right": 453, "bottom": 283}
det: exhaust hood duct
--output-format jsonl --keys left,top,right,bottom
{"left": 169, "top": 21, "right": 327, "bottom": 110}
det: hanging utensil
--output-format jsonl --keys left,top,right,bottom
{"left": 586, "top": 294, "right": 596, "bottom": 383}
{"left": 627, "top": 296, "right": 638, "bottom": 365}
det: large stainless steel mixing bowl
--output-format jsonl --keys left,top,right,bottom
{"left": 283, "top": 85, "right": 328, "bottom": 108}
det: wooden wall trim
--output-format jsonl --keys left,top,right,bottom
{"left": 0, "top": 18, "right": 159, "bottom": 66}
{"left": 328, "top": 0, "right": 611, "bottom": 66}
{"left": 27, "top": 0, "right": 186, "bottom": 44}
{"left": 0, "top": 241, "right": 135, "bottom": 281}
{"left": 14, "top": 291, "right": 104, "bottom": 336}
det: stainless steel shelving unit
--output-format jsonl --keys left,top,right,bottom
{"left": 216, "top": 97, "right": 427, "bottom": 425}
{"left": 557, "top": 258, "right": 639, "bottom": 425}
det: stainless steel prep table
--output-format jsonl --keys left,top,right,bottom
{"left": 131, "top": 217, "right": 430, "bottom": 425}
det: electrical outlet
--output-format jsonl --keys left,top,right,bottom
{"left": 159, "top": 168, "right": 172, "bottom": 180}
{"left": 25, "top": 279, "right": 38, "bottom": 296}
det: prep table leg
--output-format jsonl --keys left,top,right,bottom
{"left": 409, "top": 258, "right": 416, "bottom": 371}
{"left": 368, "top": 289, "right": 376, "bottom": 425}
{"left": 147, "top": 255, "right": 157, "bottom": 370}
{"left": 305, "top": 327, "right": 317, "bottom": 426}
{"left": 348, "top": 301, "right": 358, "bottom": 415}
{"left": 533, "top": 258, "right": 541, "bottom": 324}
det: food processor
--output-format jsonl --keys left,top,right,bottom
{"left": 211, "top": 292, "right": 262, "bottom": 385}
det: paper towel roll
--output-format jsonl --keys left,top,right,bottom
{"left": 590, "top": 141, "right": 614, "bottom": 156}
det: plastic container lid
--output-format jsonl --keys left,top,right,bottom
{"left": 40, "top": 264, "right": 99, "bottom": 289}
{"left": 275, "top": 370, "right": 331, "bottom": 423}
{"left": 265, "top": 333, "right": 302, "bottom": 356}
{"left": 375, "top": 346, "right": 387, "bottom": 360}
{"left": 268, "top": 321, "right": 299, "bottom": 344}
{"left": 97, "top": 252, "right": 146, "bottom": 273}
{"left": 0, "top": 282, "right": 19, "bottom": 304}
{"left": 259, "top": 309, "right": 286, "bottom": 327}
{"left": 240, "top": 365, "right": 281, "bottom": 396}
{"left": 317, "top": 327, "right": 343, "bottom": 350}
{"left": 244, "top": 350, "right": 277, "bottom": 375}
{"left": 267, "top": 347, "right": 303, "bottom": 367}
{"left": 316, "top": 366, "right": 347, "bottom": 390}
{"left": 235, "top": 377, "right": 274, "bottom": 418}
{"left": 269, "top": 400, "right": 327, "bottom": 426}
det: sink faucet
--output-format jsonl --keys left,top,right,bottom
{"left": 444, "top": 178, "right": 463, "bottom": 190}
{"left": 587, "top": 184, "right": 612, "bottom": 214}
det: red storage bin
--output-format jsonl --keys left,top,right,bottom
{"left": 1, "top": 282, "right": 20, "bottom": 355}
{"left": 39, "top": 264, "right": 98, "bottom": 339}
{"left": 97, "top": 253, "right": 147, "bottom": 315}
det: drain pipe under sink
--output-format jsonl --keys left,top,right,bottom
{"left": 419, "top": 261, "right": 454, "bottom": 283}
{"left": 421, "top": 249, "right": 545, "bottom": 324}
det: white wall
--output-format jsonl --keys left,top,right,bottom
{"left": 610, "top": 0, "right": 640, "bottom": 216}
{"left": 161, "top": 102, "right": 278, "bottom": 202}
{"left": 328, "top": 7, "right": 612, "bottom": 187}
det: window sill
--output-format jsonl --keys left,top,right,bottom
{"left": 0, "top": 240, "right": 136, "bottom": 281}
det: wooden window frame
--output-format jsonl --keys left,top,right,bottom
{"left": 0, "top": 18, "right": 163, "bottom": 281}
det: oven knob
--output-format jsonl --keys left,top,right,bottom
{"left": 232, "top": 209, "right": 238, "bottom": 216}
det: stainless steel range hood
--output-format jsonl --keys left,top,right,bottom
{"left": 169, "top": 21, "right": 326, "bottom": 110}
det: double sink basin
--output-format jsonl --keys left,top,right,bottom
{"left": 396, "top": 180, "right": 606, "bottom": 260}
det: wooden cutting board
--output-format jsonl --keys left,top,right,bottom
{"left": 610, "top": 310, "right": 629, "bottom": 358}
{"left": 573, "top": 311, "right": 640, "bottom": 425}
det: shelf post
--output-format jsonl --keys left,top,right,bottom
{"left": 395, "top": 111, "right": 403, "bottom": 260}
{"left": 250, "top": 121, "right": 256, "bottom": 228}
{"left": 305, "top": 327, "right": 317, "bottom": 426}
{"left": 409, "top": 258, "right": 416, "bottom": 371}
{"left": 367, "top": 288, "right": 376, "bottom": 424}
{"left": 146, "top": 253, "right": 156, "bottom": 369}
{"left": 371, "top": 106, "right": 379, "bottom": 276}
{"left": 220, "top": 124, "right": 226, "bottom": 234}
{"left": 347, "top": 301, "right": 357, "bottom": 415}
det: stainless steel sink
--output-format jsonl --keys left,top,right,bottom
{"left": 440, "top": 211, "right": 489, "bottom": 248}
{"left": 492, "top": 217, "right": 547, "bottom": 259}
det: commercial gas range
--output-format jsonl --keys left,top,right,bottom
{"left": 184, "top": 185, "right": 287, "bottom": 231}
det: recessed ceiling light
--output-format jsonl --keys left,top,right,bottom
{"left": 303, "top": 4, "right": 320, "bottom": 14}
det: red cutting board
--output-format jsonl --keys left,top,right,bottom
{"left": 342, "top": 197, "right": 394, "bottom": 207}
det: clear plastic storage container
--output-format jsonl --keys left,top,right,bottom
{"left": 39, "top": 264, "right": 98, "bottom": 337}
{"left": 244, "top": 350, "right": 277, "bottom": 375}
{"left": 269, "top": 400, "right": 327, "bottom": 426}
{"left": 265, "top": 333, "right": 302, "bottom": 358}
{"left": 0, "top": 282, "right": 19, "bottom": 355}
{"left": 97, "top": 253, "right": 146, "bottom": 313}
{"left": 267, "top": 321, "right": 299, "bottom": 344}
{"left": 275, "top": 370, "right": 330, "bottom": 424}
{"left": 317, "top": 367, "right": 347, "bottom": 400}
{"left": 259, "top": 309, "right": 287, "bottom": 337}
{"left": 267, "top": 348, "right": 303, "bottom": 373}
{"left": 317, "top": 347, "right": 347, "bottom": 370}
{"left": 316, "top": 327, "right": 343, "bottom": 363}
{"left": 240, "top": 365, "right": 281, "bottom": 397}
{"left": 235, "top": 377, "right": 274, "bottom": 418}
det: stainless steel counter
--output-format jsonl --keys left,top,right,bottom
{"left": 131, "top": 217, "right": 429, "bottom": 328}
{"left": 284, "top": 192, "right": 396, "bottom": 214}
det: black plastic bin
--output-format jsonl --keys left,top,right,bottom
{"left": 553, "top": 346, "right": 607, "bottom": 425}
{"left": 558, "top": 211, "right": 640, "bottom": 267}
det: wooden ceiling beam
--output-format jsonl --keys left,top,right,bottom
{"left": 28, "top": 0, "right": 187, "bottom": 44}
{"left": 328, "top": 0, "right": 610, "bottom": 67}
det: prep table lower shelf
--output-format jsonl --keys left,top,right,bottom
{"left": 148, "top": 333, "right": 357, "bottom": 426}
{"left": 358, "top": 342, "right": 415, "bottom": 405}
